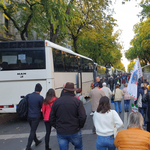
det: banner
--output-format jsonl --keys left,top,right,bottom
{"left": 127, "top": 56, "right": 143, "bottom": 101}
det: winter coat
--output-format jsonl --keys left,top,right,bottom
{"left": 49, "top": 92, "right": 86, "bottom": 135}
{"left": 89, "top": 87, "right": 105, "bottom": 111}
{"left": 113, "top": 88, "right": 124, "bottom": 101}
{"left": 42, "top": 97, "right": 57, "bottom": 121}
{"left": 123, "top": 87, "right": 131, "bottom": 100}
{"left": 115, "top": 127, "right": 150, "bottom": 150}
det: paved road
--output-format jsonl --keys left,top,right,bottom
{"left": 0, "top": 97, "right": 134, "bottom": 150}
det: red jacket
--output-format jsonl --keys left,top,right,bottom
{"left": 42, "top": 97, "right": 57, "bottom": 121}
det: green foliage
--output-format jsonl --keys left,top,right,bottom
{"left": 0, "top": 0, "right": 41, "bottom": 40}
{"left": 0, "top": 0, "right": 124, "bottom": 71}
{"left": 140, "top": 0, "right": 150, "bottom": 19}
{"left": 125, "top": 18, "right": 150, "bottom": 64}
{"left": 127, "top": 60, "right": 136, "bottom": 72}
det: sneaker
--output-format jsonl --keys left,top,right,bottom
{"left": 90, "top": 112, "right": 94, "bottom": 116}
{"left": 35, "top": 140, "right": 42, "bottom": 147}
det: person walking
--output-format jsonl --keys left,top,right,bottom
{"left": 108, "top": 75, "right": 115, "bottom": 91}
{"left": 101, "top": 82, "right": 112, "bottom": 100}
{"left": 122, "top": 78, "right": 126, "bottom": 88}
{"left": 89, "top": 82, "right": 105, "bottom": 133}
{"left": 123, "top": 83, "right": 131, "bottom": 112}
{"left": 76, "top": 88, "right": 86, "bottom": 105}
{"left": 49, "top": 82, "right": 86, "bottom": 150}
{"left": 93, "top": 96, "right": 123, "bottom": 150}
{"left": 26, "top": 83, "right": 44, "bottom": 150}
{"left": 96, "top": 76, "right": 103, "bottom": 88}
{"left": 42, "top": 89, "right": 57, "bottom": 150}
{"left": 115, "top": 112, "right": 150, "bottom": 150}
{"left": 114, "top": 77, "right": 118, "bottom": 86}
{"left": 89, "top": 82, "right": 105, "bottom": 115}
{"left": 113, "top": 85, "right": 124, "bottom": 113}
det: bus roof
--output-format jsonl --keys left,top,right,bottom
{"left": 45, "top": 40, "right": 93, "bottom": 61}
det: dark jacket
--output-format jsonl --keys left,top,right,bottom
{"left": 60, "top": 89, "right": 65, "bottom": 97}
{"left": 49, "top": 92, "right": 87, "bottom": 135}
{"left": 27, "top": 92, "right": 43, "bottom": 119}
{"left": 108, "top": 78, "right": 114, "bottom": 87}
{"left": 98, "top": 80, "right": 103, "bottom": 88}
{"left": 143, "top": 90, "right": 150, "bottom": 122}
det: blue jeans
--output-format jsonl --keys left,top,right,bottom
{"left": 96, "top": 135, "right": 116, "bottom": 150}
{"left": 124, "top": 100, "right": 130, "bottom": 111}
{"left": 139, "top": 107, "right": 146, "bottom": 125}
{"left": 114, "top": 101, "right": 121, "bottom": 113}
{"left": 57, "top": 130, "right": 83, "bottom": 150}
{"left": 110, "top": 87, "right": 114, "bottom": 92}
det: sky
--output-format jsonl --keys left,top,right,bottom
{"left": 112, "top": 0, "right": 142, "bottom": 71}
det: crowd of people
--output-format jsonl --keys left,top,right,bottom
{"left": 25, "top": 73, "right": 150, "bottom": 150}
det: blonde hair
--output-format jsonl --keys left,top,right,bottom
{"left": 125, "top": 83, "right": 128, "bottom": 87}
{"left": 127, "top": 112, "right": 143, "bottom": 129}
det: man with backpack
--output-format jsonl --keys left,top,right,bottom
{"left": 26, "top": 83, "right": 44, "bottom": 150}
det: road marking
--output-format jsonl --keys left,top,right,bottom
{"left": 124, "top": 111, "right": 128, "bottom": 129}
{"left": 0, "top": 129, "right": 94, "bottom": 140}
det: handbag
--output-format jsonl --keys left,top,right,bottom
{"left": 111, "top": 90, "right": 116, "bottom": 101}
{"left": 112, "top": 111, "right": 118, "bottom": 138}
{"left": 111, "top": 95, "right": 115, "bottom": 101}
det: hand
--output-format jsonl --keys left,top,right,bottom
{"left": 144, "top": 90, "right": 147, "bottom": 95}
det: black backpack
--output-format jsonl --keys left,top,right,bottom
{"left": 16, "top": 95, "right": 29, "bottom": 118}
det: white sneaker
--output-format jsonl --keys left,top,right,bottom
{"left": 90, "top": 112, "right": 94, "bottom": 116}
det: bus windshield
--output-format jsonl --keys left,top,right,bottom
{"left": 0, "top": 49, "right": 45, "bottom": 71}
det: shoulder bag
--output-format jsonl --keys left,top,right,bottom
{"left": 111, "top": 90, "right": 116, "bottom": 102}
{"left": 112, "top": 110, "right": 118, "bottom": 138}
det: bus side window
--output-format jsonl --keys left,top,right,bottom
{"left": 2, "top": 62, "right": 9, "bottom": 70}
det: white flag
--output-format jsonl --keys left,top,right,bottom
{"left": 127, "top": 57, "right": 143, "bottom": 101}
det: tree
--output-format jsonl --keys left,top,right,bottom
{"left": 125, "top": 18, "right": 150, "bottom": 64}
{"left": 66, "top": 0, "right": 113, "bottom": 53}
{"left": 0, "top": 0, "right": 41, "bottom": 40}
{"left": 127, "top": 60, "right": 136, "bottom": 72}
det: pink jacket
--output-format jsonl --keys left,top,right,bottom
{"left": 123, "top": 87, "right": 131, "bottom": 100}
{"left": 42, "top": 97, "right": 57, "bottom": 121}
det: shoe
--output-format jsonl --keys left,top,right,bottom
{"left": 90, "top": 112, "right": 94, "bottom": 116}
{"left": 46, "top": 147, "right": 51, "bottom": 150}
{"left": 127, "top": 110, "right": 129, "bottom": 112}
{"left": 46, "top": 145, "right": 51, "bottom": 150}
{"left": 26, "top": 148, "right": 32, "bottom": 150}
{"left": 35, "top": 140, "right": 42, "bottom": 147}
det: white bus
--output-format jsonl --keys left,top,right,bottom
{"left": 0, "top": 40, "right": 94, "bottom": 113}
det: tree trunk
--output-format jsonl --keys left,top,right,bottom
{"left": 20, "top": 33, "right": 26, "bottom": 40}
